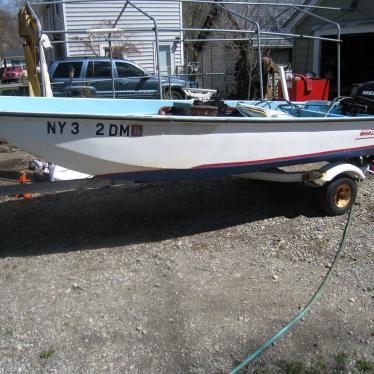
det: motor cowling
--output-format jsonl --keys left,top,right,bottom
{"left": 350, "top": 81, "right": 374, "bottom": 114}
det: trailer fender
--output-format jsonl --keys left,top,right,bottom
{"left": 318, "top": 162, "right": 366, "bottom": 184}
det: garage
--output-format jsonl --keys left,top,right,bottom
{"left": 321, "top": 31, "right": 374, "bottom": 97}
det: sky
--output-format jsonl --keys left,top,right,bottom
{"left": 0, "top": 0, "right": 17, "bottom": 11}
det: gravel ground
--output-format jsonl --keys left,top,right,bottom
{"left": 0, "top": 149, "right": 373, "bottom": 374}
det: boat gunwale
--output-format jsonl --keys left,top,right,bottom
{"left": 2, "top": 111, "right": 374, "bottom": 124}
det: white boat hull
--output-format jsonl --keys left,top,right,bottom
{"left": 0, "top": 97, "right": 374, "bottom": 180}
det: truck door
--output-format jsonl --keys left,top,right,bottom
{"left": 115, "top": 61, "right": 158, "bottom": 99}
{"left": 86, "top": 61, "right": 115, "bottom": 98}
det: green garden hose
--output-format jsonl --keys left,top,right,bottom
{"left": 229, "top": 183, "right": 359, "bottom": 374}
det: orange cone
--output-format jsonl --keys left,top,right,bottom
{"left": 16, "top": 174, "right": 32, "bottom": 199}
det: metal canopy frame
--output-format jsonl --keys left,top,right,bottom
{"left": 27, "top": 0, "right": 343, "bottom": 99}
{"left": 31, "top": 0, "right": 341, "bottom": 11}
{"left": 106, "top": 0, "right": 163, "bottom": 98}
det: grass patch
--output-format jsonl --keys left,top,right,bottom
{"left": 308, "top": 357, "right": 327, "bottom": 374}
{"left": 356, "top": 358, "right": 374, "bottom": 372}
{"left": 39, "top": 347, "right": 55, "bottom": 359}
{"left": 4, "top": 327, "right": 13, "bottom": 336}
{"left": 335, "top": 352, "right": 348, "bottom": 367}
{"left": 277, "top": 360, "right": 305, "bottom": 374}
{"left": 276, "top": 357, "right": 328, "bottom": 374}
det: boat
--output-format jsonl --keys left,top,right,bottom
{"left": 0, "top": 95, "right": 373, "bottom": 182}
{"left": 4, "top": 2, "right": 372, "bottom": 183}
{"left": 1, "top": 2, "right": 373, "bottom": 216}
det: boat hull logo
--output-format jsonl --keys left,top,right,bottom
{"left": 357, "top": 129, "right": 374, "bottom": 140}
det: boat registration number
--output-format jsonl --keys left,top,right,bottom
{"left": 46, "top": 121, "right": 143, "bottom": 137}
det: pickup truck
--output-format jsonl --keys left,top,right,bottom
{"left": 2, "top": 66, "right": 23, "bottom": 83}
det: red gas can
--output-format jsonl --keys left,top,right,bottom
{"left": 278, "top": 74, "right": 330, "bottom": 101}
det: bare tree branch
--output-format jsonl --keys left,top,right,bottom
{"left": 74, "top": 20, "right": 140, "bottom": 58}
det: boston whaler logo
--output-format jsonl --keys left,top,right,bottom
{"left": 362, "top": 90, "right": 374, "bottom": 96}
{"left": 357, "top": 129, "right": 374, "bottom": 140}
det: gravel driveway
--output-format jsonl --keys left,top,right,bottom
{"left": 0, "top": 150, "right": 373, "bottom": 373}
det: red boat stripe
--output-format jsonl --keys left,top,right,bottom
{"left": 193, "top": 144, "right": 374, "bottom": 169}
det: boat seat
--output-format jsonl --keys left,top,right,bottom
{"left": 236, "top": 103, "right": 294, "bottom": 118}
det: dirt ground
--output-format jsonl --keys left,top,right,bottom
{"left": 0, "top": 149, "right": 373, "bottom": 374}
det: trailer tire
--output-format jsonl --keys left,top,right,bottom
{"left": 320, "top": 177, "right": 357, "bottom": 216}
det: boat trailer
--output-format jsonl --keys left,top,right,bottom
{"left": 1, "top": 160, "right": 372, "bottom": 216}
{"left": 236, "top": 160, "right": 373, "bottom": 216}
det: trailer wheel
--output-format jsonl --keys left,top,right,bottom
{"left": 320, "top": 177, "right": 357, "bottom": 216}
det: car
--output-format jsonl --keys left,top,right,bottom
{"left": 48, "top": 57, "right": 215, "bottom": 100}
{"left": 2, "top": 66, "right": 24, "bottom": 83}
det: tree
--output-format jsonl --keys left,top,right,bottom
{"left": 182, "top": 1, "right": 293, "bottom": 99}
{"left": 72, "top": 20, "right": 139, "bottom": 58}
{"left": 0, "top": 9, "right": 21, "bottom": 56}
{"left": 0, "top": 1, "right": 55, "bottom": 61}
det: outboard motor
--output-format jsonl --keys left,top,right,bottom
{"left": 343, "top": 81, "right": 374, "bottom": 115}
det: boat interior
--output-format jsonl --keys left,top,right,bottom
{"left": 1, "top": 96, "right": 374, "bottom": 119}
{"left": 160, "top": 97, "right": 374, "bottom": 118}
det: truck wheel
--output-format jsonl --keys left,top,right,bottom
{"left": 320, "top": 177, "right": 357, "bottom": 216}
{"left": 163, "top": 88, "right": 185, "bottom": 100}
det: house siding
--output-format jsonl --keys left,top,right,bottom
{"left": 62, "top": 1, "right": 183, "bottom": 73}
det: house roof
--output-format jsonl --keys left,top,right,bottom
{"left": 284, "top": 0, "right": 374, "bottom": 34}
{"left": 282, "top": 0, "right": 322, "bottom": 30}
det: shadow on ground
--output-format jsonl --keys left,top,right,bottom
{"left": 0, "top": 178, "right": 321, "bottom": 257}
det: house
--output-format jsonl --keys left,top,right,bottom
{"left": 1, "top": 48, "right": 25, "bottom": 68}
{"left": 287, "top": 0, "right": 374, "bottom": 97}
{"left": 41, "top": 1, "right": 184, "bottom": 75}
{"left": 184, "top": 0, "right": 304, "bottom": 99}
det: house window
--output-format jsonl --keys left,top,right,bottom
{"left": 159, "top": 45, "right": 171, "bottom": 75}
